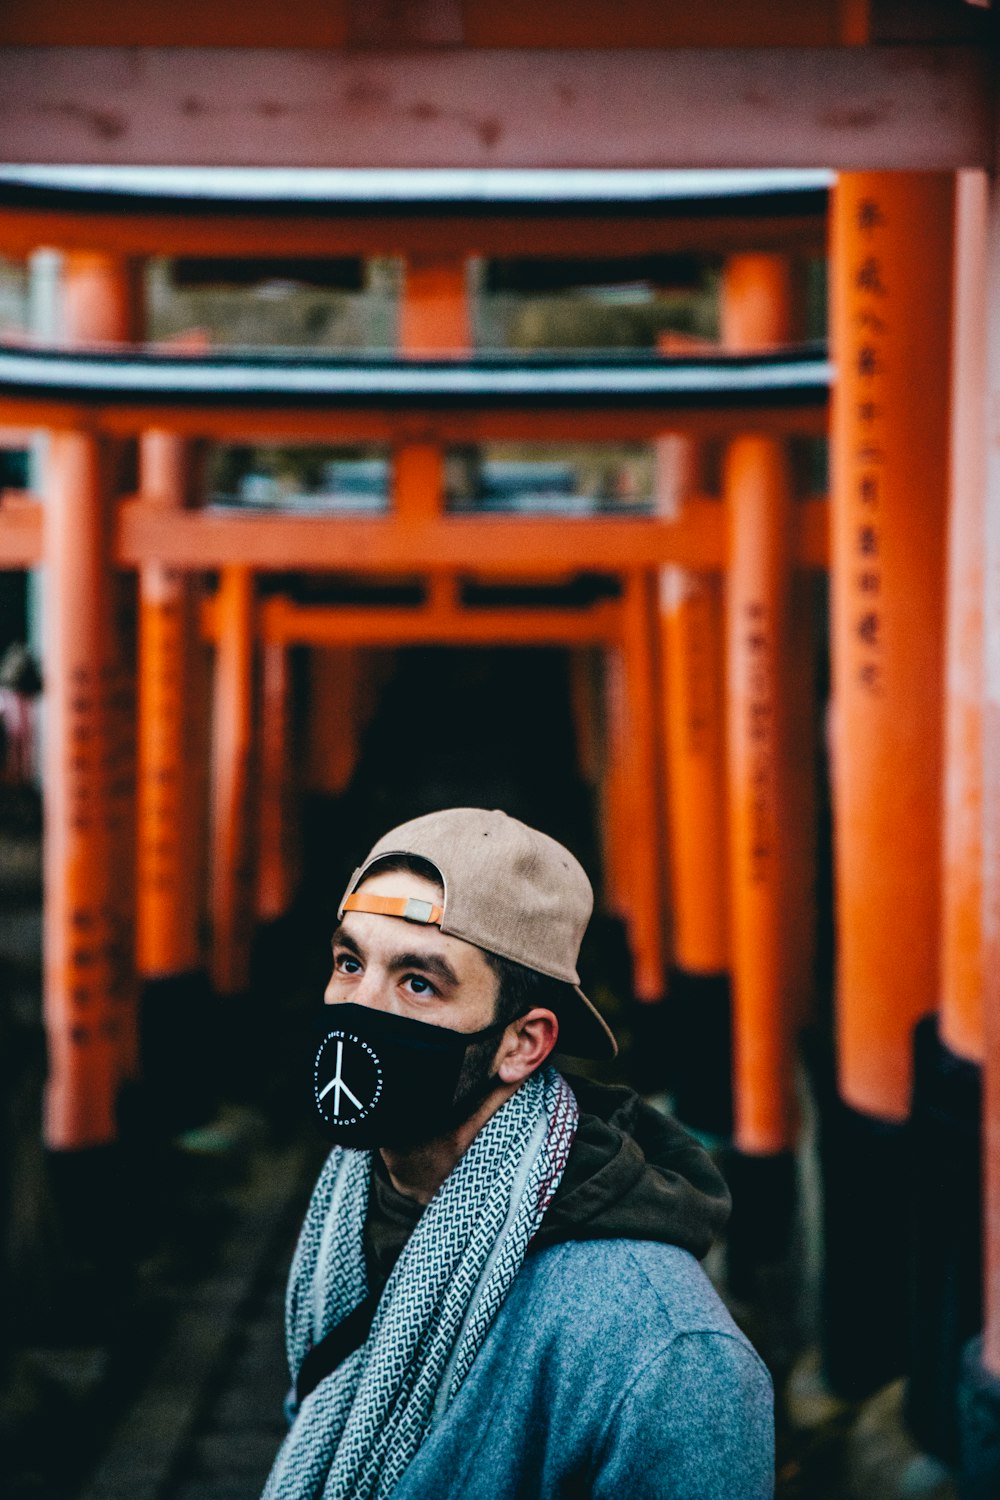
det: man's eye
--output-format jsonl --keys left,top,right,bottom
{"left": 404, "top": 974, "right": 436, "bottom": 996}
{"left": 336, "top": 954, "right": 362, "bottom": 974}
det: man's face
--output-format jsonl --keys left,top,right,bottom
{"left": 326, "top": 867, "right": 500, "bottom": 1035}
{"left": 325, "top": 868, "right": 506, "bottom": 1139}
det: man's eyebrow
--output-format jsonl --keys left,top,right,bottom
{"left": 330, "top": 928, "right": 461, "bottom": 989}
{"left": 330, "top": 925, "right": 362, "bottom": 957}
{"left": 391, "top": 951, "right": 461, "bottom": 989}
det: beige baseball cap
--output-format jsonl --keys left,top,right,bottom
{"left": 337, "top": 807, "right": 617, "bottom": 1060}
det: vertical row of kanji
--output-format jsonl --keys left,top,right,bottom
{"left": 827, "top": 174, "right": 994, "bottom": 1441}
{"left": 831, "top": 174, "right": 956, "bottom": 1121}
{"left": 44, "top": 252, "right": 141, "bottom": 1149}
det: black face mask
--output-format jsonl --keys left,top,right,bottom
{"left": 311, "top": 1002, "right": 511, "bottom": 1150}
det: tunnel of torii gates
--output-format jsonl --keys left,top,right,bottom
{"left": 0, "top": 161, "right": 986, "bottom": 1421}
{"left": 0, "top": 87, "right": 998, "bottom": 1461}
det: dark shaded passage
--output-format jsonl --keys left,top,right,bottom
{"left": 284, "top": 646, "right": 633, "bottom": 1107}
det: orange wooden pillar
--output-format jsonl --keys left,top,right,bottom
{"left": 257, "top": 639, "right": 298, "bottom": 924}
{"left": 64, "top": 253, "right": 143, "bottom": 1090}
{"left": 907, "top": 172, "right": 990, "bottom": 1465}
{"left": 43, "top": 429, "right": 123, "bottom": 1151}
{"left": 978, "top": 161, "right": 1000, "bottom": 1435}
{"left": 655, "top": 434, "right": 730, "bottom": 1128}
{"left": 724, "top": 433, "right": 798, "bottom": 1155}
{"left": 822, "top": 173, "right": 955, "bottom": 1398}
{"left": 136, "top": 430, "right": 215, "bottom": 1127}
{"left": 399, "top": 256, "right": 469, "bottom": 354}
{"left": 43, "top": 251, "right": 141, "bottom": 1154}
{"left": 830, "top": 178, "right": 953, "bottom": 1122}
{"left": 617, "top": 571, "right": 666, "bottom": 1005}
{"left": 721, "top": 256, "right": 809, "bottom": 1137}
{"left": 137, "top": 432, "right": 202, "bottom": 980}
{"left": 941, "top": 172, "right": 988, "bottom": 1073}
{"left": 599, "top": 579, "right": 665, "bottom": 1006}
{"left": 601, "top": 649, "right": 632, "bottom": 921}
{"left": 720, "top": 253, "right": 812, "bottom": 1280}
{"left": 397, "top": 254, "right": 465, "bottom": 521}
{"left": 209, "top": 567, "right": 257, "bottom": 999}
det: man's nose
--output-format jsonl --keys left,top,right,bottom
{"left": 326, "top": 967, "right": 395, "bottom": 1011}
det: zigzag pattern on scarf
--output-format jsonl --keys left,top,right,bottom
{"left": 262, "top": 1066, "right": 578, "bottom": 1500}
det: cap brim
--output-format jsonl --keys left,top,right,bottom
{"left": 553, "top": 985, "right": 618, "bottom": 1061}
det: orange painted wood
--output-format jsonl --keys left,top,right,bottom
{"left": 980, "top": 151, "right": 1000, "bottom": 1381}
{"left": 723, "top": 252, "right": 816, "bottom": 1153}
{"left": 399, "top": 257, "right": 469, "bottom": 357}
{"left": 0, "top": 0, "right": 844, "bottom": 49}
{"left": 239, "top": 595, "right": 622, "bottom": 647}
{"left": 606, "top": 571, "right": 666, "bottom": 1002}
{"left": 44, "top": 250, "right": 141, "bottom": 1122}
{"left": 721, "top": 253, "right": 795, "bottom": 351}
{"left": 466, "top": 0, "right": 845, "bottom": 47}
{"left": 394, "top": 444, "right": 445, "bottom": 522}
{"left": 837, "top": 0, "right": 870, "bottom": 45}
{"left": 306, "top": 648, "right": 362, "bottom": 797}
{"left": 0, "top": 207, "right": 828, "bottom": 261}
{"left": 659, "top": 564, "right": 729, "bottom": 973}
{"left": 0, "top": 0, "right": 351, "bottom": 46}
{"left": 0, "top": 48, "right": 987, "bottom": 170}
{"left": 0, "top": 493, "right": 827, "bottom": 574}
{"left": 0, "top": 495, "right": 43, "bottom": 566}
{"left": 61, "top": 250, "right": 143, "bottom": 347}
{"left": 656, "top": 435, "right": 729, "bottom": 975}
{"left": 136, "top": 431, "right": 202, "bottom": 977}
{"left": 830, "top": 173, "right": 954, "bottom": 1122}
{"left": 728, "top": 267, "right": 821, "bottom": 1044}
{"left": 256, "top": 640, "right": 298, "bottom": 922}
{"left": 600, "top": 648, "right": 631, "bottom": 929}
{"left": 43, "top": 429, "right": 122, "bottom": 1147}
{"left": 0, "top": 395, "right": 828, "bottom": 445}
{"left": 940, "top": 172, "right": 988, "bottom": 1067}
{"left": 725, "top": 433, "right": 799, "bottom": 1154}
{"left": 209, "top": 566, "right": 257, "bottom": 995}
{"left": 64, "top": 252, "right": 143, "bottom": 1083}
{"left": 784, "top": 568, "right": 819, "bottom": 1038}
{"left": 118, "top": 503, "right": 735, "bottom": 574}
{"left": 394, "top": 253, "right": 463, "bottom": 530}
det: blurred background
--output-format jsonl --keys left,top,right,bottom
{"left": 0, "top": 3, "right": 997, "bottom": 1498}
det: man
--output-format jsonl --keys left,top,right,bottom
{"left": 265, "top": 808, "right": 773, "bottom": 1500}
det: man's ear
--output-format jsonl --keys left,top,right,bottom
{"left": 496, "top": 1008, "right": 559, "bottom": 1085}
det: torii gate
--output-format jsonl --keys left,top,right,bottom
{"left": 0, "top": 0, "right": 997, "bottom": 1483}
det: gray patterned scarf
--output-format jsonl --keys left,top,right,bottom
{"left": 263, "top": 1065, "right": 579, "bottom": 1500}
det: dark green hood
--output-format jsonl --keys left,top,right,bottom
{"left": 364, "top": 1074, "right": 731, "bottom": 1296}
{"left": 531, "top": 1075, "right": 730, "bottom": 1261}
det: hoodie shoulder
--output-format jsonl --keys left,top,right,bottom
{"left": 534, "top": 1075, "right": 731, "bottom": 1259}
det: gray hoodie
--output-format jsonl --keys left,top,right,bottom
{"left": 389, "top": 1237, "right": 774, "bottom": 1499}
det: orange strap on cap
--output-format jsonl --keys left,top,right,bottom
{"left": 342, "top": 893, "right": 444, "bottom": 926}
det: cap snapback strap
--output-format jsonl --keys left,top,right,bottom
{"left": 342, "top": 893, "right": 444, "bottom": 926}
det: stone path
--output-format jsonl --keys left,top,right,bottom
{"left": 78, "top": 1134, "right": 308, "bottom": 1500}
